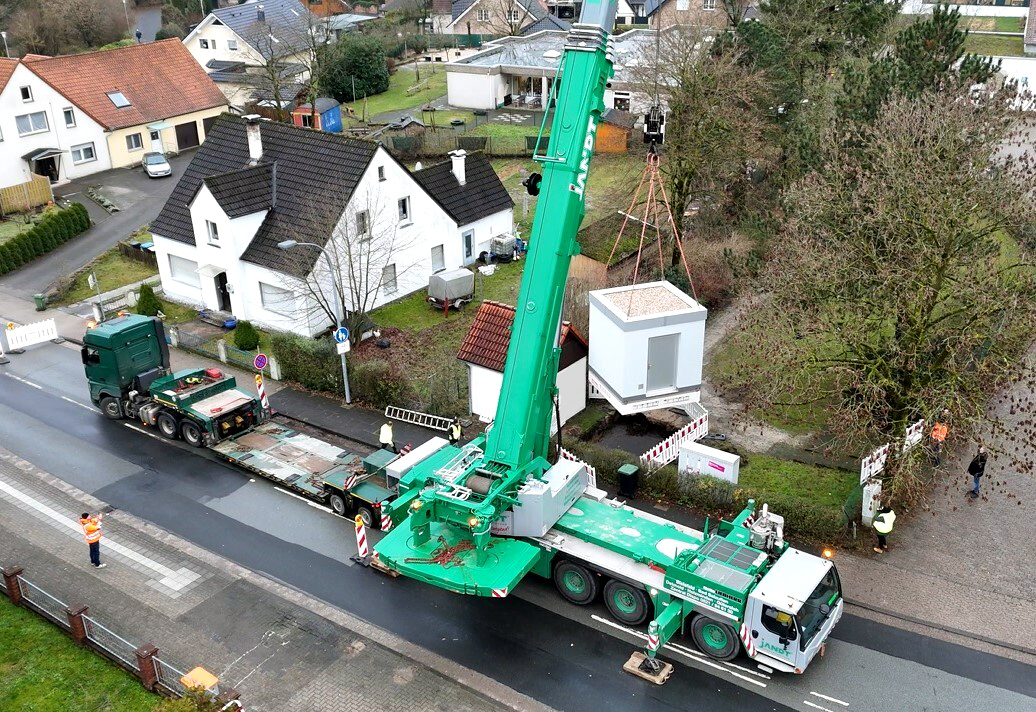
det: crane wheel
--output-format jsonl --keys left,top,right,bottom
{"left": 690, "top": 615, "right": 740, "bottom": 661}
{"left": 553, "top": 560, "right": 598, "bottom": 605}
{"left": 603, "top": 579, "right": 649, "bottom": 626}
{"left": 99, "top": 396, "right": 123, "bottom": 420}
{"left": 156, "top": 412, "right": 179, "bottom": 439}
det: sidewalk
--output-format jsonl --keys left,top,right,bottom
{"left": 0, "top": 445, "right": 542, "bottom": 712}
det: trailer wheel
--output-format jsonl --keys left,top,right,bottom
{"left": 156, "top": 412, "right": 179, "bottom": 439}
{"left": 99, "top": 396, "right": 123, "bottom": 420}
{"left": 553, "top": 560, "right": 598, "bottom": 605}
{"left": 691, "top": 615, "right": 740, "bottom": 661}
{"left": 357, "top": 506, "right": 375, "bottom": 528}
{"left": 603, "top": 579, "right": 649, "bottom": 626}
{"left": 180, "top": 420, "right": 204, "bottom": 447}
{"left": 327, "top": 494, "right": 346, "bottom": 516}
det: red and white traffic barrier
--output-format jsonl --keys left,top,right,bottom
{"left": 354, "top": 516, "right": 369, "bottom": 558}
{"left": 639, "top": 416, "right": 709, "bottom": 470}
{"left": 254, "top": 374, "right": 270, "bottom": 411}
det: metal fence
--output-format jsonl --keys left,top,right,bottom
{"left": 17, "top": 575, "right": 69, "bottom": 629}
{"left": 154, "top": 656, "right": 188, "bottom": 696}
{"left": 83, "top": 614, "right": 140, "bottom": 670}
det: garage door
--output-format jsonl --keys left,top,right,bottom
{"left": 174, "top": 121, "right": 200, "bottom": 150}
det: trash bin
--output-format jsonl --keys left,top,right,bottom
{"left": 617, "top": 463, "right": 640, "bottom": 499}
{"left": 33, "top": 293, "right": 46, "bottom": 311}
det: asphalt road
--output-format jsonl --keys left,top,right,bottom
{"left": 133, "top": 5, "right": 162, "bottom": 43}
{"left": 0, "top": 153, "right": 191, "bottom": 298}
{"left": 2, "top": 343, "right": 1036, "bottom": 712}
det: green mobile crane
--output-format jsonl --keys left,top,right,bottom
{"left": 377, "top": 2, "right": 843, "bottom": 678}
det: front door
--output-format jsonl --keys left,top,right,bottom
{"left": 746, "top": 597, "right": 801, "bottom": 667}
{"left": 463, "top": 230, "right": 474, "bottom": 263}
{"left": 215, "top": 272, "right": 231, "bottom": 312}
{"left": 646, "top": 333, "right": 678, "bottom": 393}
{"left": 149, "top": 130, "right": 164, "bottom": 153}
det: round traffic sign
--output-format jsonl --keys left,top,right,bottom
{"left": 334, "top": 326, "right": 350, "bottom": 344}
{"left": 254, "top": 353, "right": 268, "bottom": 370}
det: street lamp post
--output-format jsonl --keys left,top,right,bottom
{"left": 277, "top": 240, "right": 352, "bottom": 404}
{"left": 122, "top": 0, "right": 131, "bottom": 33}
{"left": 0, "top": 32, "right": 9, "bottom": 59}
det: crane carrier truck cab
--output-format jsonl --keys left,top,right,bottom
{"left": 81, "top": 313, "right": 396, "bottom": 529}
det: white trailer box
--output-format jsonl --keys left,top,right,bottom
{"left": 678, "top": 441, "right": 740, "bottom": 485}
{"left": 588, "top": 281, "right": 707, "bottom": 415}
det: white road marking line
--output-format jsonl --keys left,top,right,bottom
{"left": 0, "top": 478, "right": 199, "bottom": 591}
{"left": 724, "top": 660, "right": 772, "bottom": 679}
{"left": 590, "top": 615, "right": 766, "bottom": 688}
{"left": 274, "top": 486, "right": 333, "bottom": 513}
{"left": 803, "top": 701, "right": 835, "bottom": 712}
{"left": 3, "top": 373, "right": 43, "bottom": 389}
{"left": 810, "top": 692, "right": 849, "bottom": 707}
{"left": 123, "top": 422, "right": 167, "bottom": 442}
{"left": 60, "top": 395, "right": 96, "bottom": 412}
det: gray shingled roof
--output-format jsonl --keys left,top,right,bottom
{"left": 210, "top": 0, "right": 317, "bottom": 60}
{"left": 295, "top": 97, "right": 340, "bottom": 113}
{"left": 151, "top": 114, "right": 378, "bottom": 274}
{"left": 204, "top": 163, "right": 274, "bottom": 218}
{"left": 412, "top": 151, "right": 513, "bottom": 227}
{"left": 522, "top": 15, "right": 570, "bottom": 35}
{"left": 452, "top": 0, "right": 546, "bottom": 23}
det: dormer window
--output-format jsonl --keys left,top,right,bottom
{"left": 107, "top": 91, "right": 131, "bottom": 108}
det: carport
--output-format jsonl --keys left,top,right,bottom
{"left": 22, "top": 147, "right": 65, "bottom": 183}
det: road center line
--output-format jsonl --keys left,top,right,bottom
{"left": 274, "top": 486, "right": 333, "bottom": 514}
{"left": 810, "top": 691, "right": 849, "bottom": 706}
{"left": 803, "top": 701, "right": 835, "bottom": 712}
{"left": 123, "top": 422, "right": 168, "bottom": 442}
{"left": 3, "top": 373, "right": 43, "bottom": 389}
{"left": 60, "top": 395, "right": 96, "bottom": 412}
{"left": 0, "top": 477, "right": 199, "bottom": 592}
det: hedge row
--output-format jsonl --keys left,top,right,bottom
{"left": 270, "top": 332, "right": 343, "bottom": 394}
{"left": 0, "top": 203, "right": 90, "bottom": 276}
{"left": 563, "top": 440, "right": 849, "bottom": 545}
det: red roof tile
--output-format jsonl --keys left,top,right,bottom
{"left": 0, "top": 58, "right": 18, "bottom": 93}
{"left": 24, "top": 40, "right": 227, "bottom": 131}
{"left": 457, "top": 301, "right": 588, "bottom": 373}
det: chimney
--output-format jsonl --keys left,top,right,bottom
{"left": 257, "top": 4, "right": 265, "bottom": 22}
{"left": 449, "top": 149, "right": 467, "bottom": 186}
{"left": 243, "top": 114, "right": 263, "bottom": 164}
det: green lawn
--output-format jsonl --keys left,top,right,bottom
{"left": 0, "top": 597, "right": 158, "bottom": 711}
{"left": 962, "top": 16, "right": 1025, "bottom": 33}
{"left": 963, "top": 33, "right": 1025, "bottom": 57}
{"left": 155, "top": 298, "right": 199, "bottom": 325}
{"left": 739, "top": 454, "right": 856, "bottom": 510}
{"left": 465, "top": 121, "right": 548, "bottom": 141}
{"left": 343, "top": 68, "right": 447, "bottom": 120}
{"left": 0, "top": 219, "right": 29, "bottom": 243}
{"left": 55, "top": 247, "right": 159, "bottom": 306}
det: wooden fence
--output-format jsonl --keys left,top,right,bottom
{"left": 117, "top": 241, "right": 159, "bottom": 267}
{"left": 0, "top": 175, "right": 53, "bottom": 216}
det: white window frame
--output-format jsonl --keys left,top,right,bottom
{"left": 476, "top": 8, "right": 490, "bottom": 21}
{"left": 126, "top": 133, "right": 143, "bottom": 151}
{"left": 168, "top": 254, "right": 201, "bottom": 287}
{"left": 431, "top": 244, "right": 445, "bottom": 273}
{"left": 377, "top": 166, "right": 385, "bottom": 181}
{"left": 508, "top": 9, "right": 522, "bottom": 22}
{"left": 16, "top": 111, "right": 49, "bottom": 137}
{"left": 356, "top": 209, "right": 370, "bottom": 238}
{"left": 211, "top": 39, "right": 217, "bottom": 49}
{"left": 300, "top": 113, "right": 314, "bottom": 128}
{"left": 20, "top": 86, "right": 32, "bottom": 102}
{"left": 199, "top": 38, "right": 210, "bottom": 49}
{"left": 63, "top": 107, "right": 76, "bottom": 127}
{"left": 259, "top": 281, "right": 294, "bottom": 316}
{"left": 71, "top": 142, "right": 96, "bottom": 164}
{"left": 206, "top": 220, "right": 220, "bottom": 246}
{"left": 382, "top": 263, "right": 397, "bottom": 293}
{"left": 397, "top": 196, "right": 411, "bottom": 224}
{"left": 703, "top": 0, "right": 716, "bottom": 9}
{"left": 228, "top": 39, "right": 238, "bottom": 51}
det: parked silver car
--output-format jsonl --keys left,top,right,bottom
{"left": 142, "top": 152, "right": 172, "bottom": 178}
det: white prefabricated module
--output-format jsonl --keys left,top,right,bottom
{"left": 678, "top": 441, "right": 740, "bottom": 485}
{"left": 587, "top": 280, "right": 706, "bottom": 415}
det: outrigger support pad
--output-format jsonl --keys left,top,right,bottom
{"left": 623, "top": 651, "right": 673, "bottom": 685}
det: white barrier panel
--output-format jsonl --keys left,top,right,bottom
{"left": 639, "top": 414, "right": 709, "bottom": 470}
{"left": 558, "top": 447, "right": 597, "bottom": 489}
{"left": 859, "top": 418, "right": 925, "bottom": 484}
{"left": 678, "top": 441, "right": 740, "bottom": 485}
{"left": 6, "top": 319, "right": 60, "bottom": 351}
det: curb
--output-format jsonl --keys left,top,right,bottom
{"left": 0, "top": 446, "right": 552, "bottom": 712}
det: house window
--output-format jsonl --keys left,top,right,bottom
{"left": 20, "top": 86, "right": 32, "bottom": 102}
{"left": 463, "top": 230, "right": 474, "bottom": 259}
{"left": 63, "top": 108, "right": 76, "bottom": 127}
{"left": 16, "top": 111, "right": 49, "bottom": 136}
{"left": 614, "top": 92, "right": 631, "bottom": 111}
{"left": 259, "top": 281, "right": 294, "bottom": 315}
{"left": 382, "top": 263, "right": 397, "bottom": 292}
{"left": 199, "top": 39, "right": 210, "bottom": 49}
{"left": 300, "top": 113, "right": 314, "bottom": 128}
{"left": 206, "top": 220, "right": 219, "bottom": 246}
{"left": 228, "top": 39, "right": 238, "bottom": 50}
{"left": 356, "top": 210, "right": 370, "bottom": 237}
{"left": 71, "top": 142, "right": 96, "bottom": 164}
{"left": 168, "top": 255, "right": 201, "bottom": 287}
{"left": 397, "top": 196, "right": 410, "bottom": 223}
{"left": 476, "top": 9, "right": 490, "bottom": 21}
{"left": 377, "top": 166, "right": 385, "bottom": 181}
{"left": 211, "top": 39, "right": 217, "bottom": 49}
{"left": 126, "top": 133, "right": 143, "bottom": 151}
{"left": 431, "top": 245, "right": 445, "bottom": 272}
{"left": 106, "top": 91, "right": 131, "bottom": 108}
{"left": 703, "top": 0, "right": 716, "bottom": 8}
{"left": 508, "top": 9, "right": 521, "bottom": 22}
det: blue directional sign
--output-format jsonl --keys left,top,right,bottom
{"left": 334, "top": 326, "right": 350, "bottom": 344}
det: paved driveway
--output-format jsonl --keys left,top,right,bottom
{"left": 0, "top": 152, "right": 193, "bottom": 298}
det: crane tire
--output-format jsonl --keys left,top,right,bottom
{"left": 691, "top": 615, "right": 740, "bottom": 661}
{"left": 553, "top": 560, "right": 598, "bottom": 605}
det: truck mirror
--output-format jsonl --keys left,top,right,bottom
{"left": 81, "top": 347, "right": 100, "bottom": 365}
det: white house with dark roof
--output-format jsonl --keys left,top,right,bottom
{"left": 149, "top": 114, "right": 513, "bottom": 338}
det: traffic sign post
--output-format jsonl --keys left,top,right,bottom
{"left": 253, "top": 353, "right": 268, "bottom": 371}
{"left": 331, "top": 326, "right": 351, "bottom": 404}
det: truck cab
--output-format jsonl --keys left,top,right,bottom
{"left": 82, "top": 314, "right": 169, "bottom": 418}
{"left": 744, "top": 550, "right": 843, "bottom": 673}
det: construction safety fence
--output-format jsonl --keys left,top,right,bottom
{"left": 0, "top": 565, "right": 215, "bottom": 702}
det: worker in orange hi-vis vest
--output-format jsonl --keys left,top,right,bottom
{"left": 79, "top": 512, "right": 107, "bottom": 568}
{"left": 930, "top": 408, "right": 950, "bottom": 467}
